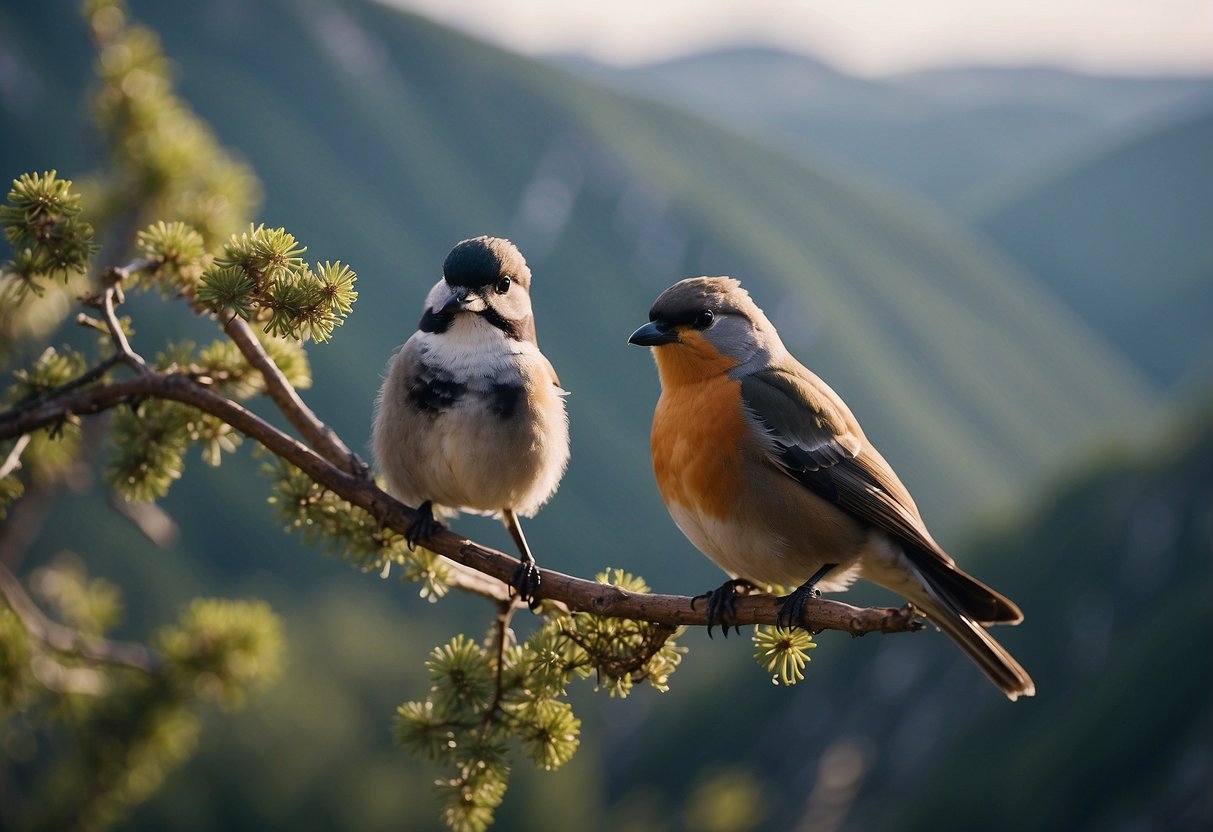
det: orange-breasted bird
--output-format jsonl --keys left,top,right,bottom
{"left": 628, "top": 276, "right": 1034, "bottom": 700}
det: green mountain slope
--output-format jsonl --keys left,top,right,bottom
{"left": 976, "top": 107, "right": 1213, "bottom": 391}
{"left": 1, "top": 0, "right": 1156, "bottom": 537}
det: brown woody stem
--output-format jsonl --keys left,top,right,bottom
{"left": 222, "top": 316, "right": 364, "bottom": 476}
{"left": 0, "top": 559, "right": 164, "bottom": 674}
{"left": 0, "top": 369, "right": 923, "bottom": 636}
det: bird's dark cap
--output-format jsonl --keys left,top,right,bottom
{"left": 443, "top": 236, "right": 532, "bottom": 290}
{"left": 649, "top": 276, "right": 749, "bottom": 324}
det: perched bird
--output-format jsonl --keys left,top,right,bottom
{"left": 628, "top": 277, "right": 1035, "bottom": 700}
{"left": 373, "top": 236, "right": 569, "bottom": 605}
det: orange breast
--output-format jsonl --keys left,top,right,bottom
{"left": 651, "top": 371, "right": 747, "bottom": 521}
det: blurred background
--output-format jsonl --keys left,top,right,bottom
{"left": 1, "top": 0, "right": 1211, "bottom": 829}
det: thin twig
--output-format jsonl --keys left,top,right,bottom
{"left": 0, "top": 371, "right": 923, "bottom": 637}
{"left": 108, "top": 494, "right": 180, "bottom": 547}
{"left": 101, "top": 286, "right": 147, "bottom": 371}
{"left": 0, "top": 434, "right": 31, "bottom": 480}
{"left": 223, "top": 316, "right": 364, "bottom": 477}
{"left": 3, "top": 350, "right": 123, "bottom": 426}
{"left": 0, "top": 422, "right": 101, "bottom": 572}
{"left": 482, "top": 600, "right": 518, "bottom": 732}
{"left": 106, "top": 257, "right": 158, "bottom": 282}
{"left": 0, "top": 559, "right": 164, "bottom": 674}
{"left": 81, "top": 258, "right": 159, "bottom": 373}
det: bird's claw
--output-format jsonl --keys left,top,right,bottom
{"left": 511, "top": 560, "right": 541, "bottom": 610}
{"left": 776, "top": 585, "right": 820, "bottom": 630}
{"left": 404, "top": 501, "right": 444, "bottom": 551}
{"left": 692, "top": 578, "right": 757, "bottom": 638}
{"left": 776, "top": 564, "right": 836, "bottom": 630}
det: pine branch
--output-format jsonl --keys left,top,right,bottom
{"left": 222, "top": 315, "right": 364, "bottom": 477}
{"left": 85, "top": 260, "right": 157, "bottom": 373}
{"left": 107, "top": 494, "right": 180, "bottom": 547}
{"left": 0, "top": 559, "right": 164, "bottom": 674}
{"left": 0, "top": 370, "right": 923, "bottom": 636}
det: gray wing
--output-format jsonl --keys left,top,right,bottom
{"left": 740, "top": 366, "right": 942, "bottom": 557}
{"left": 740, "top": 366, "right": 1022, "bottom": 624}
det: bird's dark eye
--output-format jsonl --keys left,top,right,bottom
{"left": 693, "top": 310, "right": 714, "bottom": 330}
{"left": 495, "top": 276, "right": 512, "bottom": 294}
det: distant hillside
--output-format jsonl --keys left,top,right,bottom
{"left": 976, "top": 107, "right": 1213, "bottom": 390}
{"left": 559, "top": 46, "right": 1213, "bottom": 208}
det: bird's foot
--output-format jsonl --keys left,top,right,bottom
{"left": 692, "top": 578, "right": 759, "bottom": 638}
{"left": 776, "top": 585, "right": 819, "bottom": 630}
{"left": 776, "top": 563, "right": 837, "bottom": 630}
{"left": 404, "top": 501, "right": 444, "bottom": 550}
{"left": 510, "top": 559, "right": 541, "bottom": 610}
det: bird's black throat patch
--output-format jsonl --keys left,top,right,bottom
{"left": 480, "top": 306, "right": 524, "bottom": 341}
{"left": 417, "top": 308, "right": 453, "bottom": 334}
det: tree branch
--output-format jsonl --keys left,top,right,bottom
{"left": 0, "top": 559, "right": 164, "bottom": 675}
{"left": 223, "top": 316, "right": 364, "bottom": 476}
{"left": 0, "top": 372, "right": 924, "bottom": 636}
{"left": 0, "top": 434, "right": 31, "bottom": 480}
{"left": 83, "top": 260, "right": 157, "bottom": 373}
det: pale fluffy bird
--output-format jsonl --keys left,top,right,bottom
{"left": 374, "top": 236, "right": 569, "bottom": 604}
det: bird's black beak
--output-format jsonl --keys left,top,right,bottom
{"left": 439, "top": 288, "right": 471, "bottom": 316}
{"left": 628, "top": 321, "right": 679, "bottom": 346}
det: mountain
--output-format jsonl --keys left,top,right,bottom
{"left": 557, "top": 46, "right": 1213, "bottom": 208}
{"left": 975, "top": 106, "right": 1213, "bottom": 392}
{"left": 0, "top": 0, "right": 1175, "bottom": 829}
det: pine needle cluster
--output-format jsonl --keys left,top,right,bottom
{"left": 3, "top": 346, "right": 87, "bottom": 489}
{"left": 752, "top": 625, "right": 817, "bottom": 686}
{"left": 393, "top": 569, "right": 684, "bottom": 830}
{"left": 0, "top": 555, "right": 283, "bottom": 831}
{"left": 197, "top": 225, "right": 358, "bottom": 342}
{"left": 0, "top": 171, "right": 97, "bottom": 296}
{"left": 135, "top": 220, "right": 207, "bottom": 295}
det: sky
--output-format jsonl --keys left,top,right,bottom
{"left": 383, "top": 0, "right": 1213, "bottom": 77}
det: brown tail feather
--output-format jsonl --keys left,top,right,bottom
{"left": 905, "top": 546, "right": 1023, "bottom": 625}
{"left": 917, "top": 594, "right": 1036, "bottom": 700}
{"left": 866, "top": 542, "right": 1033, "bottom": 699}
{"left": 899, "top": 563, "right": 1035, "bottom": 700}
